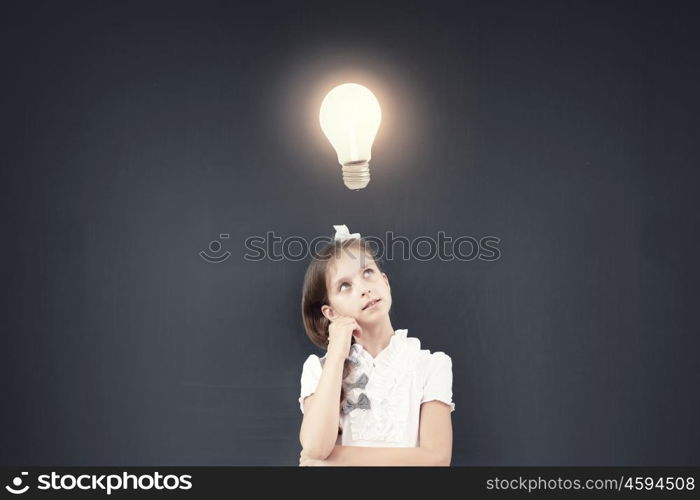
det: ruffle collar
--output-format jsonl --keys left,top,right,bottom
{"left": 347, "top": 329, "right": 421, "bottom": 377}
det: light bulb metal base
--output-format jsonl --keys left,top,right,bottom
{"left": 342, "top": 162, "right": 370, "bottom": 190}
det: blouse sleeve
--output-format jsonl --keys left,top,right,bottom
{"left": 299, "top": 354, "right": 323, "bottom": 414}
{"left": 421, "top": 352, "right": 455, "bottom": 412}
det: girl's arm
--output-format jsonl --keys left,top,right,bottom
{"left": 298, "top": 354, "right": 346, "bottom": 460}
{"left": 302, "top": 400, "right": 453, "bottom": 466}
{"left": 322, "top": 443, "right": 446, "bottom": 466}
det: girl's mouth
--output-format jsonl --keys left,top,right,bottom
{"left": 362, "top": 298, "right": 381, "bottom": 311}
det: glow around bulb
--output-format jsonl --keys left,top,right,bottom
{"left": 319, "top": 83, "right": 382, "bottom": 190}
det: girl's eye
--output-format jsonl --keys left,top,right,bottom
{"left": 339, "top": 269, "right": 373, "bottom": 291}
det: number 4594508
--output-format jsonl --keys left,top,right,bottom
{"left": 624, "top": 477, "right": 695, "bottom": 491}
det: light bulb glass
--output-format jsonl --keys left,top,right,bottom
{"left": 319, "top": 83, "right": 381, "bottom": 189}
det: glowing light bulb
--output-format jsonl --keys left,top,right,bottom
{"left": 319, "top": 83, "right": 382, "bottom": 190}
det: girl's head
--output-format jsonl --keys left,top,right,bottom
{"left": 301, "top": 237, "right": 392, "bottom": 351}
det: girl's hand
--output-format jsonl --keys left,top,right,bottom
{"left": 327, "top": 316, "right": 362, "bottom": 361}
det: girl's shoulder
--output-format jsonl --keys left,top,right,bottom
{"left": 303, "top": 352, "right": 335, "bottom": 371}
{"left": 400, "top": 330, "right": 452, "bottom": 374}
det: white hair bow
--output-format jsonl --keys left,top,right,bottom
{"left": 333, "top": 224, "right": 361, "bottom": 242}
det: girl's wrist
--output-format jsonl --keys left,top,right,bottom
{"left": 325, "top": 352, "right": 348, "bottom": 365}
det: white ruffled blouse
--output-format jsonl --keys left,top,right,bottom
{"left": 298, "top": 329, "right": 455, "bottom": 447}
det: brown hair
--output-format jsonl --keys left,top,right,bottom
{"left": 301, "top": 237, "right": 383, "bottom": 409}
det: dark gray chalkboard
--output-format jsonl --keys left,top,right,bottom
{"left": 2, "top": 0, "right": 699, "bottom": 465}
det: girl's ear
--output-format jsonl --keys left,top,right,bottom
{"left": 382, "top": 272, "right": 390, "bottom": 290}
{"left": 321, "top": 304, "right": 337, "bottom": 321}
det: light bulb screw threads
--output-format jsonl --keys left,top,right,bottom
{"left": 341, "top": 161, "right": 370, "bottom": 190}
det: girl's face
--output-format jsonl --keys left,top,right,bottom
{"left": 321, "top": 245, "right": 392, "bottom": 325}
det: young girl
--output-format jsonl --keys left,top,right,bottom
{"left": 298, "top": 225, "right": 455, "bottom": 466}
